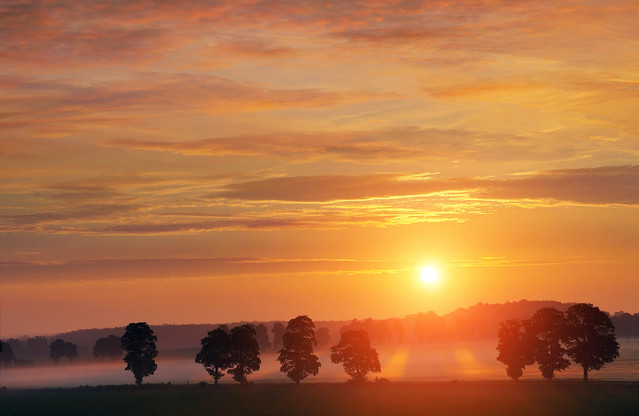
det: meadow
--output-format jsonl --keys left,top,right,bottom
{"left": 2, "top": 381, "right": 639, "bottom": 416}
{"left": 3, "top": 339, "right": 639, "bottom": 388}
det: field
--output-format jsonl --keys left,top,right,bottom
{"left": 2, "top": 381, "right": 639, "bottom": 416}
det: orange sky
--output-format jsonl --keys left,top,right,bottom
{"left": 1, "top": 0, "right": 638, "bottom": 337}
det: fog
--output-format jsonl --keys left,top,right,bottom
{"left": 2, "top": 340, "right": 638, "bottom": 388}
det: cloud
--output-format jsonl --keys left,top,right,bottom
{"left": 0, "top": 256, "right": 398, "bottom": 283}
{"left": 0, "top": 74, "right": 395, "bottom": 136}
{"left": 480, "top": 165, "right": 639, "bottom": 205}
{"left": 211, "top": 165, "right": 639, "bottom": 205}
{"left": 5, "top": 0, "right": 632, "bottom": 68}
{"left": 3, "top": 203, "right": 142, "bottom": 229}
{"left": 107, "top": 127, "right": 556, "bottom": 164}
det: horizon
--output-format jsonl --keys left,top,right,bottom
{"left": 2, "top": 1, "right": 638, "bottom": 339}
{"left": 3, "top": 298, "right": 636, "bottom": 340}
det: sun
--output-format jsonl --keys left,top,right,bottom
{"left": 419, "top": 266, "right": 438, "bottom": 284}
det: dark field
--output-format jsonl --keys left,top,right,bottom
{"left": 2, "top": 381, "right": 638, "bottom": 416}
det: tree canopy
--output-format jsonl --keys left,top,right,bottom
{"left": 496, "top": 319, "right": 534, "bottom": 380}
{"left": 255, "top": 324, "right": 272, "bottom": 351}
{"left": 330, "top": 330, "right": 381, "bottom": 382}
{"left": 271, "top": 322, "right": 286, "bottom": 352}
{"left": 565, "top": 303, "right": 620, "bottom": 381}
{"left": 121, "top": 322, "right": 158, "bottom": 385}
{"left": 1, "top": 341, "right": 16, "bottom": 368}
{"left": 277, "top": 315, "right": 321, "bottom": 383}
{"left": 525, "top": 307, "right": 571, "bottom": 380}
{"left": 496, "top": 304, "right": 620, "bottom": 381}
{"left": 93, "top": 335, "right": 123, "bottom": 361}
{"left": 49, "top": 339, "right": 77, "bottom": 363}
{"left": 195, "top": 328, "right": 232, "bottom": 385}
{"left": 227, "top": 324, "right": 261, "bottom": 383}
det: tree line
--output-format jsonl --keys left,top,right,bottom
{"left": 0, "top": 302, "right": 625, "bottom": 383}
{"left": 497, "top": 303, "right": 619, "bottom": 381}
{"left": 123, "top": 315, "right": 381, "bottom": 385}
{"left": 4, "top": 300, "right": 635, "bottom": 365}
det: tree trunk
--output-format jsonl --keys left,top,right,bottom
{"left": 583, "top": 365, "right": 588, "bottom": 382}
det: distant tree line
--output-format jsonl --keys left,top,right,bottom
{"left": 4, "top": 301, "right": 635, "bottom": 365}
{"left": 1, "top": 300, "right": 633, "bottom": 384}
{"left": 611, "top": 312, "right": 639, "bottom": 342}
{"left": 497, "top": 303, "right": 620, "bottom": 381}
{"left": 49, "top": 339, "right": 78, "bottom": 363}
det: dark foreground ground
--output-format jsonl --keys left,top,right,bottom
{"left": 2, "top": 381, "right": 638, "bottom": 416}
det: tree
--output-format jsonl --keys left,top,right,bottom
{"left": 330, "top": 330, "right": 381, "bottom": 382}
{"left": 271, "top": 322, "right": 286, "bottom": 352}
{"left": 496, "top": 319, "right": 534, "bottom": 380}
{"left": 93, "top": 335, "right": 123, "bottom": 360}
{"left": 277, "top": 315, "right": 321, "bottom": 383}
{"left": 64, "top": 341, "right": 78, "bottom": 362}
{"left": 50, "top": 339, "right": 77, "bottom": 363}
{"left": 228, "top": 324, "right": 261, "bottom": 383}
{"left": 195, "top": 328, "right": 232, "bottom": 385}
{"left": 1, "top": 341, "right": 16, "bottom": 368}
{"left": 121, "top": 322, "right": 158, "bottom": 385}
{"left": 526, "top": 307, "right": 570, "bottom": 380}
{"left": 316, "top": 327, "right": 332, "bottom": 348}
{"left": 565, "top": 303, "right": 620, "bottom": 381}
{"left": 255, "top": 324, "right": 272, "bottom": 351}
{"left": 611, "top": 312, "right": 634, "bottom": 344}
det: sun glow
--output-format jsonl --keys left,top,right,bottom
{"left": 419, "top": 266, "right": 438, "bottom": 284}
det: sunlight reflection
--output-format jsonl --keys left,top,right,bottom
{"left": 454, "top": 348, "right": 483, "bottom": 375}
{"left": 379, "top": 348, "right": 410, "bottom": 379}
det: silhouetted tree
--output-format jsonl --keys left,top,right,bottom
{"left": 496, "top": 319, "right": 534, "bottom": 380}
{"left": 64, "top": 341, "right": 78, "bottom": 362}
{"left": 255, "top": 324, "right": 272, "bottom": 351}
{"left": 565, "top": 303, "right": 620, "bottom": 381}
{"left": 526, "top": 307, "right": 570, "bottom": 380}
{"left": 195, "top": 328, "right": 232, "bottom": 385}
{"left": 271, "top": 322, "right": 285, "bottom": 352}
{"left": 316, "top": 327, "right": 332, "bottom": 348}
{"left": 121, "top": 322, "right": 158, "bottom": 385}
{"left": 330, "top": 330, "right": 381, "bottom": 382}
{"left": 341, "top": 319, "right": 376, "bottom": 340}
{"left": 49, "top": 339, "right": 77, "bottom": 363}
{"left": 228, "top": 324, "right": 261, "bottom": 383}
{"left": 277, "top": 315, "right": 321, "bottom": 383}
{"left": 93, "top": 335, "right": 123, "bottom": 361}
{"left": 218, "top": 324, "right": 230, "bottom": 334}
{"left": 1, "top": 341, "right": 16, "bottom": 368}
{"left": 612, "top": 312, "right": 634, "bottom": 344}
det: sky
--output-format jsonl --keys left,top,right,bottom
{"left": 1, "top": 0, "right": 638, "bottom": 338}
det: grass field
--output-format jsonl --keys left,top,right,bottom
{"left": 2, "top": 381, "right": 639, "bottom": 416}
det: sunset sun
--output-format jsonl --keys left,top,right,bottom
{"left": 420, "top": 266, "right": 438, "bottom": 284}
{"left": 1, "top": 0, "right": 637, "bottom": 401}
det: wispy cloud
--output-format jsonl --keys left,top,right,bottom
{"left": 0, "top": 256, "right": 400, "bottom": 283}
{"left": 212, "top": 165, "right": 639, "bottom": 205}
{"left": 106, "top": 127, "right": 559, "bottom": 164}
{"left": 2, "top": 166, "right": 636, "bottom": 235}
